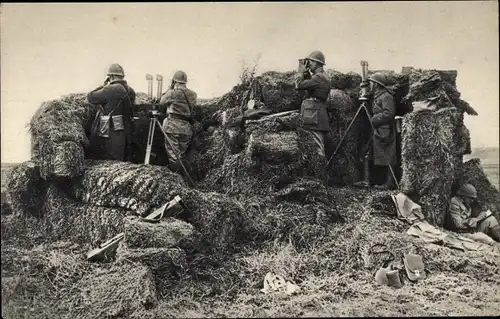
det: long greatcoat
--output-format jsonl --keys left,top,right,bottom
{"left": 371, "top": 89, "right": 397, "bottom": 166}
{"left": 86, "top": 80, "right": 136, "bottom": 161}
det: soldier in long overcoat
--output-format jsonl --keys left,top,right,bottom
{"left": 86, "top": 63, "right": 136, "bottom": 161}
{"left": 368, "top": 72, "right": 397, "bottom": 189}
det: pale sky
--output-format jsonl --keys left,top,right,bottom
{"left": 1, "top": 2, "right": 498, "bottom": 163}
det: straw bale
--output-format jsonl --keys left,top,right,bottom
{"left": 1, "top": 191, "right": 12, "bottom": 216}
{"left": 325, "top": 89, "right": 364, "bottom": 185}
{"left": 5, "top": 171, "right": 131, "bottom": 247}
{"left": 456, "top": 158, "right": 500, "bottom": 220}
{"left": 181, "top": 189, "right": 244, "bottom": 252}
{"left": 29, "top": 94, "right": 95, "bottom": 180}
{"left": 246, "top": 130, "right": 301, "bottom": 165}
{"left": 5, "top": 162, "right": 47, "bottom": 217}
{"left": 259, "top": 71, "right": 302, "bottom": 113}
{"left": 78, "top": 264, "right": 158, "bottom": 318}
{"left": 404, "top": 69, "right": 477, "bottom": 115}
{"left": 69, "top": 160, "right": 186, "bottom": 216}
{"left": 123, "top": 216, "right": 198, "bottom": 249}
{"left": 400, "top": 107, "right": 464, "bottom": 226}
{"left": 116, "top": 245, "right": 188, "bottom": 295}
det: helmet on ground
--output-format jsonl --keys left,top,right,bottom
{"left": 306, "top": 51, "right": 326, "bottom": 65}
{"left": 457, "top": 183, "right": 477, "bottom": 199}
{"left": 172, "top": 70, "right": 187, "bottom": 84}
{"left": 107, "top": 63, "right": 125, "bottom": 77}
{"left": 368, "top": 72, "right": 389, "bottom": 87}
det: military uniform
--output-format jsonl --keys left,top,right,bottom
{"left": 371, "top": 89, "right": 397, "bottom": 166}
{"left": 448, "top": 196, "right": 499, "bottom": 234}
{"left": 86, "top": 80, "right": 136, "bottom": 161}
{"left": 295, "top": 66, "right": 332, "bottom": 156}
{"left": 159, "top": 86, "right": 197, "bottom": 166}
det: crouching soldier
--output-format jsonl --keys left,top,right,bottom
{"left": 159, "top": 70, "right": 197, "bottom": 173}
{"left": 295, "top": 50, "right": 332, "bottom": 157}
{"left": 368, "top": 72, "right": 397, "bottom": 189}
{"left": 447, "top": 183, "right": 500, "bottom": 242}
{"left": 87, "top": 63, "right": 136, "bottom": 161}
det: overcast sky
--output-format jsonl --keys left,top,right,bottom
{"left": 1, "top": 2, "right": 498, "bottom": 163}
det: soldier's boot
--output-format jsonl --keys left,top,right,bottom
{"left": 488, "top": 225, "right": 500, "bottom": 243}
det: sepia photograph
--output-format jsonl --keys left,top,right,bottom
{"left": 1, "top": 1, "right": 499, "bottom": 318}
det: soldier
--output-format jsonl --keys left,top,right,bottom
{"left": 368, "top": 72, "right": 397, "bottom": 189}
{"left": 87, "top": 63, "right": 136, "bottom": 161}
{"left": 159, "top": 70, "right": 197, "bottom": 172}
{"left": 295, "top": 50, "right": 332, "bottom": 157}
{"left": 448, "top": 183, "right": 500, "bottom": 242}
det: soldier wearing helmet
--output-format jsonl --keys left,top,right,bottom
{"left": 368, "top": 72, "right": 397, "bottom": 189}
{"left": 86, "top": 63, "right": 136, "bottom": 161}
{"left": 295, "top": 50, "right": 332, "bottom": 157}
{"left": 448, "top": 183, "right": 500, "bottom": 242}
{"left": 159, "top": 70, "right": 197, "bottom": 173}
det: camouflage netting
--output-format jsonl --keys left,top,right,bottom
{"left": 69, "top": 160, "right": 186, "bottom": 216}
{"left": 400, "top": 108, "right": 467, "bottom": 226}
{"left": 455, "top": 158, "right": 500, "bottom": 221}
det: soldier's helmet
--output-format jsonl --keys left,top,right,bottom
{"left": 457, "top": 183, "right": 477, "bottom": 199}
{"left": 368, "top": 72, "right": 389, "bottom": 87}
{"left": 172, "top": 70, "right": 188, "bottom": 84}
{"left": 306, "top": 51, "right": 326, "bottom": 65}
{"left": 107, "top": 63, "right": 125, "bottom": 77}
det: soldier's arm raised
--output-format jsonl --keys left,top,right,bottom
{"left": 87, "top": 85, "right": 111, "bottom": 105}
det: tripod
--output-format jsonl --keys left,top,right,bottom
{"left": 326, "top": 61, "right": 399, "bottom": 189}
{"left": 143, "top": 73, "right": 194, "bottom": 186}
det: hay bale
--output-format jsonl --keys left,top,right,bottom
{"left": 70, "top": 160, "right": 186, "bottom": 216}
{"left": 404, "top": 69, "right": 476, "bottom": 115}
{"left": 116, "top": 245, "right": 187, "bottom": 295}
{"left": 456, "top": 158, "right": 500, "bottom": 220}
{"left": 30, "top": 94, "right": 95, "bottom": 180}
{"left": 5, "top": 171, "right": 131, "bottom": 246}
{"left": 1, "top": 191, "right": 12, "bottom": 216}
{"left": 325, "top": 89, "right": 363, "bottom": 185}
{"left": 5, "top": 162, "right": 47, "bottom": 217}
{"left": 259, "top": 71, "right": 302, "bottom": 113}
{"left": 400, "top": 107, "right": 464, "bottom": 226}
{"left": 246, "top": 131, "right": 301, "bottom": 165}
{"left": 181, "top": 189, "right": 244, "bottom": 252}
{"left": 78, "top": 264, "right": 158, "bottom": 318}
{"left": 123, "top": 216, "right": 197, "bottom": 249}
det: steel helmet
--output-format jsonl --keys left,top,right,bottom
{"left": 172, "top": 70, "right": 187, "bottom": 84}
{"left": 456, "top": 183, "right": 477, "bottom": 199}
{"left": 107, "top": 63, "right": 125, "bottom": 77}
{"left": 369, "top": 72, "right": 389, "bottom": 88}
{"left": 306, "top": 51, "right": 326, "bottom": 65}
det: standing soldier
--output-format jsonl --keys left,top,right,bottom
{"left": 368, "top": 72, "right": 397, "bottom": 189}
{"left": 295, "top": 50, "right": 332, "bottom": 157}
{"left": 159, "top": 70, "right": 197, "bottom": 173}
{"left": 87, "top": 63, "right": 136, "bottom": 161}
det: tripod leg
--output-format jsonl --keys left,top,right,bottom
{"left": 327, "top": 103, "right": 365, "bottom": 166}
{"left": 361, "top": 105, "right": 399, "bottom": 189}
{"left": 144, "top": 118, "right": 155, "bottom": 165}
